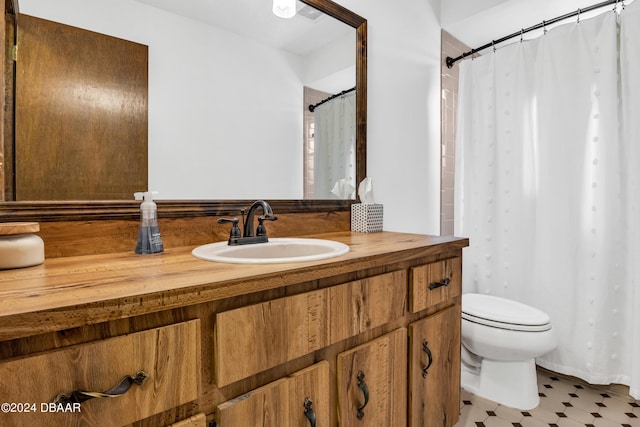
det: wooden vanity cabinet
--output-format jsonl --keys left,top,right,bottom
{"left": 0, "top": 232, "right": 468, "bottom": 427}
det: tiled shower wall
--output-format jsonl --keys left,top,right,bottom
{"left": 440, "top": 31, "right": 470, "bottom": 236}
{"left": 303, "top": 86, "right": 330, "bottom": 199}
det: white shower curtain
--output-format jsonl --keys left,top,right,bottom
{"left": 455, "top": 4, "right": 640, "bottom": 398}
{"left": 314, "top": 91, "right": 356, "bottom": 199}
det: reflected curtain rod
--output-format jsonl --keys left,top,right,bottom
{"left": 308, "top": 86, "right": 356, "bottom": 112}
{"left": 445, "top": 0, "right": 623, "bottom": 68}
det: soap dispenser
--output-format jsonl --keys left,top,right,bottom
{"left": 134, "top": 191, "right": 164, "bottom": 254}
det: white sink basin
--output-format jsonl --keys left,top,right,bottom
{"left": 192, "top": 238, "right": 350, "bottom": 264}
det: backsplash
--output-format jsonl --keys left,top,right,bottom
{"left": 37, "top": 211, "right": 351, "bottom": 258}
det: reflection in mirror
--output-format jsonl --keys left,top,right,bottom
{"left": 12, "top": 0, "right": 359, "bottom": 201}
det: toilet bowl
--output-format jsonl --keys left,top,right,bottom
{"left": 461, "top": 293, "right": 558, "bottom": 410}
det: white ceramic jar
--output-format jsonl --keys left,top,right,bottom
{"left": 0, "top": 222, "right": 45, "bottom": 270}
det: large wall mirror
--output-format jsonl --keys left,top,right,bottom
{"left": 0, "top": 0, "right": 366, "bottom": 220}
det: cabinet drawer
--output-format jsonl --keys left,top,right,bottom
{"left": 0, "top": 320, "right": 200, "bottom": 427}
{"left": 215, "top": 270, "right": 406, "bottom": 386}
{"left": 410, "top": 257, "right": 461, "bottom": 313}
{"left": 328, "top": 270, "right": 407, "bottom": 344}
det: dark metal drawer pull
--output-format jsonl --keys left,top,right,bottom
{"left": 422, "top": 340, "right": 434, "bottom": 378}
{"left": 357, "top": 371, "right": 369, "bottom": 420}
{"left": 53, "top": 370, "right": 149, "bottom": 405}
{"left": 429, "top": 277, "right": 451, "bottom": 290}
{"left": 304, "top": 397, "right": 317, "bottom": 427}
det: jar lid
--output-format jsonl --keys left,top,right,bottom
{"left": 0, "top": 222, "right": 40, "bottom": 236}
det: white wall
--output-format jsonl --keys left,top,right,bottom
{"left": 441, "top": 0, "right": 509, "bottom": 32}
{"left": 334, "top": 0, "right": 443, "bottom": 235}
{"left": 303, "top": 31, "right": 356, "bottom": 93}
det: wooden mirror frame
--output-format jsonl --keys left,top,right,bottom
{"left": 0, "top": 0, "right": 366, "bottom": 221}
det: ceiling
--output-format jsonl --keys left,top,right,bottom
{"left": 133, "top": 0, "right": 353, "bottom": 56}
{"left": 136, "top": 0, "right": 632, "bottom": 60}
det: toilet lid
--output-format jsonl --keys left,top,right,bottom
{"left": 462, "top": 294, "right": 551, "bottom": 332}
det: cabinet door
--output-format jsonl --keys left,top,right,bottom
{"left": 217, "top": 378, "right": 290, "bottom": 427}
{"left": 288, "top": 361, "right": 330, "bottom": 427}
{"left": 337, "top": 328, "right": 408, "bottom": 426}
{"left": 216, "top": 361, "right": 330, "bottom": 427}
{"left": 169, "top": 413, "right": 207, "bottom": 427}
{"left": 408, "top": 305, "right": 461, "bottom": 427}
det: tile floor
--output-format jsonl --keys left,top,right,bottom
{"left": 455, "top": 369, "right": 640, "bottom": 427}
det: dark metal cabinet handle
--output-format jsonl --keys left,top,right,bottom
{"left": 429, "top": 277, "right": 451, "bottom": 290}
{"left": 304, "top": 397, "right": 317, "bottom": 427}
{"left": 422, "top": 340, "right": 433, "bottom": 378}
{"left": 53, "top": 370, "right": 149, "bottom": 405}
{"left": 356, "top": 371, "right": 369, "bottom": 420}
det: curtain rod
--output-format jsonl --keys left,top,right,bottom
{"left": 308, "top": 86, "right": 356, "bottom": 112}
{"left": 445, "top": 0, "right": 623, "bottom": 68}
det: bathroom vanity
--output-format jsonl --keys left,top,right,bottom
{"left": 0, "top": 231, "right": 467, "bottom": 426}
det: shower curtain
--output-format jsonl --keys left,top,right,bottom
{"left": 313, "top": 91, "right": 356, "bottom": 199}
{"left": 454, "top": 2, "right": 640, "bottom": 398}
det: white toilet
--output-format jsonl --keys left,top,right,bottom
{"left": 461, "top": 293, "right": 558, "bottom": 410}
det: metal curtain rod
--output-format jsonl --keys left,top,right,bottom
{"left": 308, "top": 86, "right": 356, "bottom": 112}
{"left": 445, "top": 0, "right": 622, "bottom": 68}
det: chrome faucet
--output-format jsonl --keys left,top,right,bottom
{"left": 217, "top": 200, "right": 278, "bottom": 245}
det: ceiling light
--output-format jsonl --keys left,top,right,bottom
{"left": 273, "top": 0, "right": 296, "bottom": 19}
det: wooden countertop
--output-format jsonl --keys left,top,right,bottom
{"left": 0, "top": 231, "right": 468, "bottom": 341}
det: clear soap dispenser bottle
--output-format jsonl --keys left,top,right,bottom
{"left": 134, "top": 191, "right": 164, "bottom": 254}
